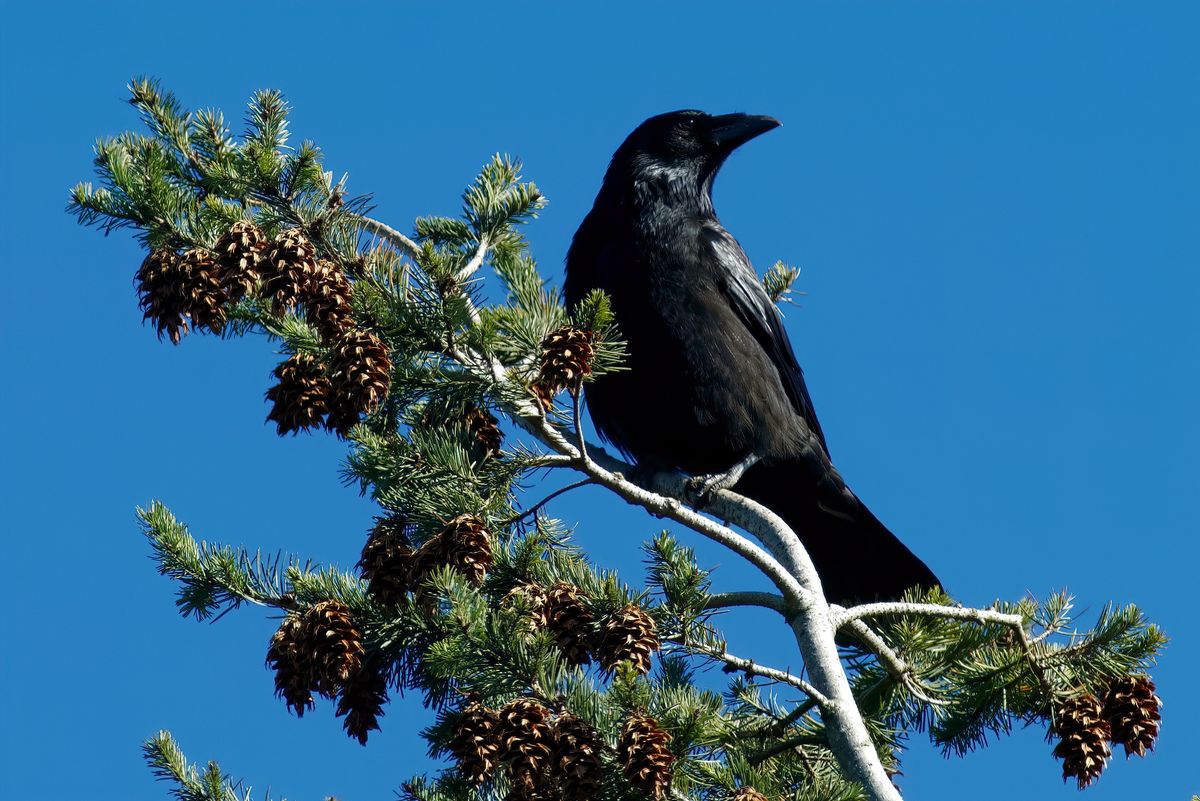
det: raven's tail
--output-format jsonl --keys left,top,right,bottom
{"left": 737, "top": 464, "right": 940, "bottom": 605}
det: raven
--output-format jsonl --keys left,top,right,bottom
{"left": 564, "top": 110, "right": 940, "bottom": 604}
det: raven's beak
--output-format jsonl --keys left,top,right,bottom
{"left": 708, "top": 113, "right": 781, "bottom": 151}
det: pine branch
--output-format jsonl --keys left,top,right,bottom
{"left": 143, "top": 731, "right": 276, "bottom": 801}
{"left": 138, "top": 501, "right": 302, "bottom": 619}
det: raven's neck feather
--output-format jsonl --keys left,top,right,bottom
{"left": 597, "top": 155, "right": 722, "bottom": 220}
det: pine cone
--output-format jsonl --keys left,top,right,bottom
{"left": 597, "top": 603, "right": 659, "bottom": 675}
{"left": 179, "top": 248, "right": 228, "bottom": 333}
{"left": 404, "top": 515, "right": 494, "bottom": 605}
{"left": 1104, "top": 676, "right": 1162, "bottom": 758}
{"left": 731, "top": 788, "right": 770, "bottom": 801}
{"left": 551, "top": 713, "right": 604, "bottom": 801}
{"left": 503, "top": 582, "right": 550, "bottom": 629}
{"left": 214, "top": 219, "right": 266, "bottom": 303}
{"left": 137, "top": 248, "right": 190, "bottom": 343}
{"left": 262, "top": 227, "right": 319, "bottom": 314}
{"left": 463, "top": 407, "right": 503, "bottom": 457}
{"left": 1052, "top": 694, "right": 1112, "bottom": 789}
{"left": 299, "top": 600, "right": 365, "bottom": 696}
{"left": 265, "top": 353, "right": 331, "bottom": 435}
{"left": 326, "top": 328, "right": 392, "bottom": 435}
{"left": 266, "top": 614, "right": 315, "bottom": 716}
{"left": 358, "top": 515, "right": 415, "bottom": 606}
{"left": 336, "top": 664, "right": 389, "bottom": 744}
{"left": 441, "top": 514, "right": 493, "bottom": 586}
{"left": 450, "top": 702, "right": 503, "bottom": 787}
{"left": 618, "top": 713, "right": 675, "bottom": 800}
{"left": 497, "top": 699, "right": 554, "bottom": 797}
{"left": 533, "top": 326, "right": 594, "bottom": 403}
{"left": 305, "top": 259, "right": 354, "bottom": 341}
{"left": 543, "top": 582, "right": 596, "bottom": 667}
{"left": 422, "top": 404, "right": 504, "bottom": 458}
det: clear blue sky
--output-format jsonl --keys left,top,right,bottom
{"left": 1, "top": 3, "right": 1196, "bottom": 799}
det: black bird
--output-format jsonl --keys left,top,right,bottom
{"left": 564, "top": 110, "right": 940, "bottom": 604}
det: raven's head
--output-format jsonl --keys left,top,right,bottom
{"left": 605, "top": 110, "right": 780, "bottom": 209}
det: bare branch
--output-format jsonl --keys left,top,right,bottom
{"left": 353, "top": 213, "right": 422, "bottom": 261}
{"left": 705, "top": 591, "right": 791, "bottom": 616}
{"left": 832, "top": 601, "right": 1023, "bottom": 631}
{"left": 453, "top": 235, "right": 489, "bottom": 283}
{"left": 667, "top": 637, "right": 827, "bottom": 703}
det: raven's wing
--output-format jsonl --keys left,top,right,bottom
{"left": 702, "top": 224, "right": 830, "bottom": 456}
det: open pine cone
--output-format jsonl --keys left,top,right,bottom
{"left": 1104, "top": 676, "right": 1162, "bottom": 758}
{"left": 136, "top": 248, "right": 190, "bottom": 343}
{"left": 619, "top": 713, "right": 675, "bottom": 800}
{"left": 543, "top": 582, "right": 597, "bottom": 667}
{"left": 533, "top": 326, "right": 594, "bottom": 405}
{"left": 266, "top": 614, "right": 315, "bottom": 716}
{"left": 597, "top": 603, "right": 659, "bottom": 675}
{"left": 262, "top": 227, "right": 319, "bottom": 314}
{"left": 497, "top": 699, "right": 554, "bottom": 798}
{"left": 335, "top": 663, "right": 389, "bottom": 745}
{"left": 214, "top": 219, "right": 266, "bottom": 302}
{"left": 265, "top": 352, "right": 332, "bottom": 435}
{"left": 450, "top": 702, "right": 503, "bottom": 786}
{"left": 358, "top": 515, "right": 415, "bottom": 606}
{"left": 326, "top": 328, "right": 392, "bottom": 435}
{"left": 1052, "top": 694, "right": 1112, "bottom": 789}
{"left": 551, "top": 713, "right": 605, "bottom": 801}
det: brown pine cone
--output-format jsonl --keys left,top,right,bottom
{"left": 266, "top": 614, "right": 315, "bottom": 716}
{"left": 262, "top": 227, "right": 319, "bottom": 314}
{"left": 543, "top": 582, "right": 596, "bottom": 667}
{"left": 299, "top": 600, "right": 365, "bottom": 697}
{"left": 305, "top": 259, "right": 355, "bottom": 341}
{"left": 463, "top": 407, "right": 503, "bottom": 457}
{"left": 358, "top": 515, "right": 415, "bottom": 606}
{"left": 503, "top": 582, "right": 550, "bottom": 629}
{"left": 136, "top": 248, "right": 190, "bottom": 343}
{"left": 1104, "top": 676, "right": 1162, "bottom": 758}
{"left": 618, "top": 713, "right": 675, "bottom": 800}
{"left": 532, "top": 326, "right": 594, "bottom": 404}
{"left": 450, "top": 702, "right": 503, "bottom": 787}
{"left": 551, "top": 713, "right": 605, "bottom": 801}
{"left": 731, "top": 788, "right": 770, "bottom": 801}
{"left": 497, "top": 699, "right": 554, "bottom": 798}
{"left": 326, "top": 328, "right": 392, "bottom": 435}
{"left": 597, "top": 603, "right": 659, "bottom": 675}
{"left": 179, "top": 248, "right": 228, "bottom": 333}
{"left": 214, "top": 219, "right": 266, "bottom": 303}
{"left": 336, "top": 664, "right": 389, "bottom": 745}
{"left": 1052, "top": 694, "right": 1112, "bottom": 789}
{"left": 441, "top": 514, "right": 493, "bottom": 586}
{"left": 265, "top": 352, "right": 331, "bottom": 435}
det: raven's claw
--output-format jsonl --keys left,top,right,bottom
{"left": 687, "top": 453, "right": 762, "bottom": 507}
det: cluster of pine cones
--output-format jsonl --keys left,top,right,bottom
{"left": 358, "top": 514, "right": 495, "bottom": 608}
{"left": 138, "top": 222, "right": 391, "bottom": 436}
{"left": 449, "top": 699, "right": 676, "bottom": 801}
{"left": 357, "top": 517, "right": 661, "bottom": 674}
{"left": 266, "top": 599, "right": 387, "bottom": 744}
{"left": 503, "top": 581, "right": 661, "bottom": 675}
{"left": 1052, "top": 675, "right": 1161, "bottom": 788}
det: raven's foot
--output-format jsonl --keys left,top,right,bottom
{"left": 687, "top": 453, "right": 762, "bottom": 507}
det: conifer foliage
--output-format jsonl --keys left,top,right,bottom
{"left": 72, "top": 81, "right": 1167, "bottom": 801}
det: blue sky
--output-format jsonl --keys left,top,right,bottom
{"left": 1, "top": 2, "right": 1196, "bottom": 799}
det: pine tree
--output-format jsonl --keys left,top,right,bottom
{"left": 71, "top": 80, "right": 1167, "bottom": 801}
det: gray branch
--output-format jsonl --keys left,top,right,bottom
{"left": 353, "top": 214, "right": 422, "bottom": 261}
{"left": 705, "top": 591, "right": 791, "bottom": 616}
